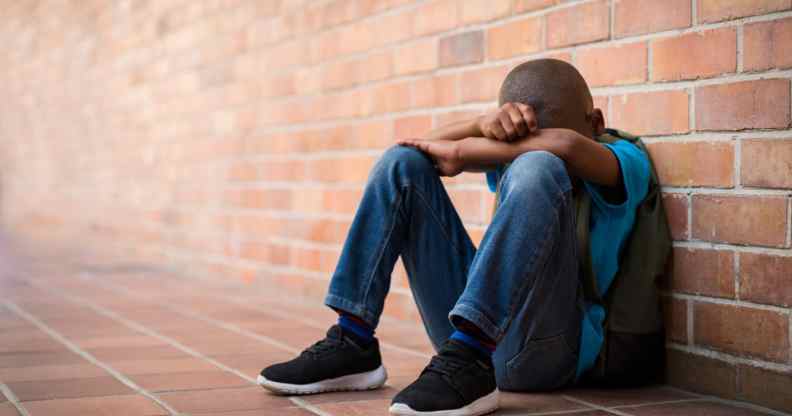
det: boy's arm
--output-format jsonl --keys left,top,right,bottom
{"left": 400, "top": 128, "right": 621, "bottom": 187}
{"left": 421, "top": 103, "right": 538, "bottom": 142}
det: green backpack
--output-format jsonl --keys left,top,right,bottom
{"left": 575, "top": 128, "right": 671, "bottom": 386}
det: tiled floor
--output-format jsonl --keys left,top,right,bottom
{"left": 0, "top": 248, "right": 788, "bottom": 416}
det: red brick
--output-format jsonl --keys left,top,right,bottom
{"left": 412, "top": 0, "right": 459, "bottom": 36}
{"left": 577, "top": 42, "right": 647, "bottom": 87}
{"left": 447, "top": 189, "right": 485, "bottom": 223}
{"left": 308, "top": 155, "right": 378, "bottom": 183}
{"left": 671, "top": 247, "right": 735, "bottom": 298}
{"left": 738, "top": 365, "right": 792, "bottom": 413}
{"left": 372, "top": 9, "right": 414, "bottom": 46}
{"left": 359, "top": 51, "right": 393, "bottom": 83}
{"left": 740, "top": 253, "right": 792, "bottom": 307}
{"left": 646, "top": 141, "right": 734, "bottom": 187}
{"left": 741, "top": 139, "right": 792, "bottom": 189}
{"left": 610, "top": 90, "right": 689, "bottom": 136}
{"left": 662, "top": 193, "right": 689, "bottom": 240}
{"left": 614, "top": 0, "right": 692, "bottom": 37}
{"left": 460, "top": 0, "right": 511, "bottom": 23}
{"left": 514, "top": 0, "right": 559, "bottom": 13}
{"left": 486, "top": 17, "right": 543, "bottom": 60}
{"left": 662, "top": 297, "right": 688, "bottom": 343}
{"left": 651, "top": 28, "right": 737, "bottom": 81}
{"left": 744, "top": 17, "right": 792, "bottom": 71}
{"left": 393, "top": 39, "right": 437, "bottom": 75}
{"left": 546, "top": 1, "right": 610, "bottom": 48}
{"left": 666, "top": 349, "right": 737, "bottom": 399}
{"left": 696, "top": 79, "right": 791, "bottom": 131}
{"left": 694, "top": 302, "right": 789, "bottom": 362}
{"left": 691, "top": 195, "right": 788, "bottom": 247}
{"left": 411, "top": 74, "right": 459, "bottom": 108}
{"left": 439, "top": 31, "right": 484, "bottom": 68}
{"left": 459, "top": 65, "right": 510, "bottom": 103}
{"left": 394, "top": 115, "right": 432, "bottom": 139}
{"left": 23, "top": 395, "right": 169, "bottom": 416}
{"left": 698, "top": 0, "right": 792, "bottom": 23}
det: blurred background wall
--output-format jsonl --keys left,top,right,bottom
{"left": 0, "top": 0, "right": 790, "bottom": 411}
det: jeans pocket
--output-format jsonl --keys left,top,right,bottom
{"left": 504, "top": 331, "right": 578, "bottom": 391}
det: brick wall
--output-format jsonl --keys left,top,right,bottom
{"left": 0, "top": 0, "right": 790, "bottom": 411}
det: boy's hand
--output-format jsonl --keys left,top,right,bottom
{"left": 396, "top": 139, "right": 464, "bottom": 177}
{"left": 476, "top": 102, "right": 538, "bottom": 142}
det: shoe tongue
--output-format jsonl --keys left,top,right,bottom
{"left": 326, "top": 324, "right": 344, "bottom": 340}
{"left": 443, "top": 339, "right": 489, "bottom": 363}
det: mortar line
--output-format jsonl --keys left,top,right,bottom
{"left": 668, "top": 343, "right": 792, "bottom": 373}
{"left": 736, "top": 25, "right": 744, "bottom": 73}
{"left": 734, "top": 252, "right": 741, "bottom": 300}
{"left": 668, "top": 292, "right": 791, "bottom": 314}
{"left": 686, "top": 298, "right": 694, "bottom": 346}
{"left": 0, "top": 383, "right": 31, "bottom": 416}
{"left": 1, "top": 300, "right": 181, "bottom": 416}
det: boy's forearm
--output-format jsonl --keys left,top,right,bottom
{"left": 423, "top": 118, "right": 482, "bottom": 141}
{"left": 456, "top": 132, "right": 572, "bottom": 167}
{"left": 456, "top": 129, "right": 620, "bottom": 186}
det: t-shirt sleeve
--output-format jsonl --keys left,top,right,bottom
{"left": 584, "top": 139, "right": 651, "bottom": 210}
{"left": 485, "top": 164, "right": 505, "bottom": 193}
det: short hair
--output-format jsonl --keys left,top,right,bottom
{"left": 498, "top": 59, "right": 594, "bottom": 135}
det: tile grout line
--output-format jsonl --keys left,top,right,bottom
{"left": 1, "top": 300, "right": 182, "bottom": 416}
{"left": 0, "top": 383, "right": 32, "bottom": 416}
{"left": 26, "top": 279, "right": 330, "bottom": 416}
{"left": 560, "top": 395, "right": 635, "bottom": 416}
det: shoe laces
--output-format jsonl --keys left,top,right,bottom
{"left": 303, "top": 337, "right": 344, "bottom": 358}
{"left": 424, "top": 354, "right": 468, "bottom": 378}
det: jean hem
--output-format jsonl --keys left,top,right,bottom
{"left": 324, "top": 293, "right": 380, "bottom": 329}
{"left": 448, "top": 302, "right": 502, "bottom": 342}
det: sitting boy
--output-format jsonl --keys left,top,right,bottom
{"left": 258, "top": 59, "right": 651, "bottom": 416}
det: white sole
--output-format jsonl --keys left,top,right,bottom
{"left": 389, "top": 389, "right": 499, "bottom": 416}
{"left": 257, "top": 365, "right": 388, "bottom": 395}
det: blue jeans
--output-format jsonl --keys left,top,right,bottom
{"left": 325, "top": 145, "right": 584, "bottom": 391}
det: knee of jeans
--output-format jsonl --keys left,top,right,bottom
{"left": 501, "top": 151, "right": 570, "bottom": 196}
{"left": 373, "top": 145, "right": 435, "bottom": 181}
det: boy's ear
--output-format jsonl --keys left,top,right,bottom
{"left": 590, "top": 108, "right": 605, "bottom": 136}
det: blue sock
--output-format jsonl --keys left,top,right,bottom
{"left": 450, "top": 330, "right": 495, "bottom": 356}
{"left": 338, "top": 313, "right": 375, "bottom": 343}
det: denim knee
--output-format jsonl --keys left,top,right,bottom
{"left": 500, "top": 151, "right": 572, "bottom": 197}
{"left": 370, "top": 145, "right": 435, "bottom": 184}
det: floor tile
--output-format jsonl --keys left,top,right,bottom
{"left": 499, "top": 392, "right": 589, "bottom": 414}
{"left": 565, "top": 385, "right": 698, "bottom": 407}
{"left": 624, "top": 400, "right": 773, "bottom": 415}
{"left": 86, "top": 345, "right": 188, "bottom": 362}
{"left": 109, "top": 357, "right": 221, "bottom": 375}
{"left": 0, "top": 363, "right": 107, "bottom": 382}
{"left": 0, "top": 403, "right": 19, "bottom": 416}
{"left": 7, "top": 376, "right": 132, "bottom": 401}
{"left": 199, "top": 408, "right": 314, "bottom": 416}
{"left": 0, "top": 351, "right": 86, "bottom": 368}
{"left": 21, "top": 394, "right": 168, "bottom": 416}
{"left": 157, "top": 386, "right": 294, "bottom": 413}
{"left": 129, "top": 371, "right": 250, "bottom": 392}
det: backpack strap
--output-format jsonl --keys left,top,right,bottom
{"left": 575, "top": 187, "right": 601, "bottom": 304}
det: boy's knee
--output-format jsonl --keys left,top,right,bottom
{"left": 502, "top": 151, "right": 570, "bottom": 195}
{"left": 375, "top": 145, "right": 435, "bottom": 179}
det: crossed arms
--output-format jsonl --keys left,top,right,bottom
{"left": 398, "top": 103, "right": 621, "bottom": 188}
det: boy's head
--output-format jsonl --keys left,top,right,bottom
{"left": 499, "top": 59, "right": 604, "bottom": 139}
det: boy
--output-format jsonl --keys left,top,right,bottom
{"left": 258, "top": 59, "right": 651, "bottom": 416}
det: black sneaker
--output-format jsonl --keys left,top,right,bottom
{"left": 390, "top": 339, "right": 499, "bottom": 416}
{"left": 257, "top": 324, "right": 387, "bottom": 395}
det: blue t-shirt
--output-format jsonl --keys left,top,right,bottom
{"left": 485, "top": 137, "right": 651, "bottom": 380}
